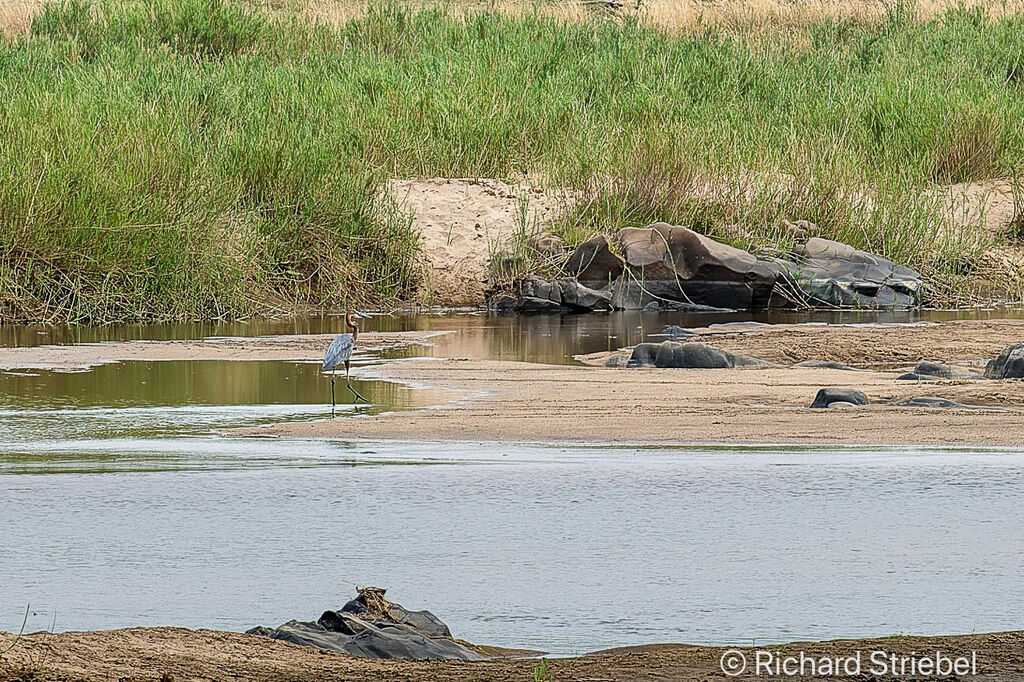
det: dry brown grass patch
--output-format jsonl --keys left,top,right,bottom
{"left": 0, "top": 0, "right": 43, "bottom": 38}
{"left": 295, "top": 0, "right": 1024, "bottom": 32}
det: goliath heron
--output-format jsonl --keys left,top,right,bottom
{"left": 322, "top": 309, "right": 370, "bottom": 411}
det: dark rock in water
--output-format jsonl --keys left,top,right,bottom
{"left": 564, "top": 235, "right": 624, "bottom": 288}
{"left": 248, "top": 587, "right": 484, "bottom": 661}
{"left": 985, "top": 343, "right": 1024, "bottom": 379}
{"left": 897, "top": 361, "right": 983, "bottom": 381}
{"left": 794, "top": 360, "right": 851, "bottom": 370}
{"left": 490, "top": 294, "right": 518, "bottom": 314}
{"left": 557, "top": 278, "right": 612, "bottom": 311}
{"left": 773, "top": 238, "right": 924, "bottom": 309}
{"left": 709, "top": 321, "right": 770, "bottom": 328}
{"left": 616, "top": 223, "right": 779, "bottom": 309}
{"left": 520, "top": 275, "right": 561, "bottom": 304}
{"left": 662, "top": 325, "right": 697, "bottom": 337}
{"left": 517, "top": 296, "right": 561, "bottom": 314}
{"left": 810, "top": 387, "right": 869, "bottom": 408}
{"left": 627, "top": 341, "right": 770, "bottom": 369}
{"left": 518, "top": 275, "right": 611, "bottom": 313}
{"left": 609, "top": 279, "right": 736, "bottom": 313}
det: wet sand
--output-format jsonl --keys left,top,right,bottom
{"left": 241, "top": 319, "right": 1024, "bottom": 446}
{"left": 2, "top": 627, "right": 1022, "bottom": 681}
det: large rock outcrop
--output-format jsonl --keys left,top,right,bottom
{"left": 508, "top": 224, "right": 927, "bottom": 314}
{"left": 247, "top": 587, "right": 484, "bottom": 661}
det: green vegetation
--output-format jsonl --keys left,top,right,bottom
{"left": 2, "top": 0, "right": 1024, "bottom": 321}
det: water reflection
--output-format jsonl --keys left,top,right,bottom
{"left": 0, "top": 360, "right": 406, "bottom": 411}
{"left": 3, "top": 308, "right": 1024, "bottom": 364}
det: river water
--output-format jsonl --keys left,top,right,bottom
{"left": 1, "top": 311, "right": 1023, "bottom": 654}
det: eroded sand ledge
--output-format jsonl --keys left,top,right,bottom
{"left": 240, "top": 319, "right": 1024, "bottom": 447}
{"left": 1, "top": 627, "right": 1023, "bottom": 682}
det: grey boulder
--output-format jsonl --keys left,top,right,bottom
{"left": 810, "top": 387, "right": 869, "bottom": 408}
{"left": 774, "top": 238, "right": 924, "bottom": 309}
{"left": 985, "top": 343, "right": 1024, "bottom": 379}
{"left": 247, "top": 588, "right": 483, "bottom": 661}
{"left": 628, "top": 341, "right": 770, "bottom": 369}
{"left": 517, "top": 275, "right": 612, "bottom": 313}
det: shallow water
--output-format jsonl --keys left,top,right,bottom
{"left": 3, "top": 444, "right": 1024, "bottom": 653}
{"left": 1, "top": 311, "right": 1023, "bottom": 653}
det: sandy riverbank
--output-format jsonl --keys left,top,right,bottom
{"left": 1, "top": 627, "right": 1022, "bottom": 681}
{"left": 237, "top": 319, "right": 1024, "bottom": 446}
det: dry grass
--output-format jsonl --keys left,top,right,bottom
{"left": 0, "top": 0, "right": 44, "bottom": 37}
{"left": 297, "top": 0, "right": 1024, "bottom": 33}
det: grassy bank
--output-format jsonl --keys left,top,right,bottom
{"left": 2, "top": 0, "right": 1024, "bottom": 322}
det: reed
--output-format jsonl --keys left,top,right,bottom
{"left": 2, "top": 0, "right": 1023, "bottom": 321}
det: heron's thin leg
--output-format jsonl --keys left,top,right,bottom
{"left": 346, "top": 360, "right": 368, "bottom": 403}
{"left": 331, "top": 375, "right": 336, "bottom": 417}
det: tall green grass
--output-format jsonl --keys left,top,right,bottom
{"left": 2, "top": 0, "right": 1024, "bottom": 321}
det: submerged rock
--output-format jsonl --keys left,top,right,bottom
{"left": 892, "top": 396, "right": 999, "bottom": 410}
{"left": 794, "top": 360, "right": 852, "bottom": 370}
{"left": 661, "top": 325, "right": 697, "bottom": 338}
{"left": 773, "top": 238, "right": 924, "bottom": 309}
{"left": 810, "top": 387, "right": 869, "bottom": 409}
{"left": 985, "top": 343, "right": 1024, "bottom": 379}
{"left": 897, "top": 360, "right": 984, "bottom": 381}
{"left": 248, "top": 587, "right": 484, "bottom": 661}
{"left": 627, "top": 341, "right": 770, "bottom": 369}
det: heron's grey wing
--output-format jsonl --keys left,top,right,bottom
{"left": 322, "top": 333, "right": 354, "bottom": 371}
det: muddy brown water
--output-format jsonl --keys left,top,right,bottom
{"left": 1, "top": 311, "right": 1023, "bottom": 654}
